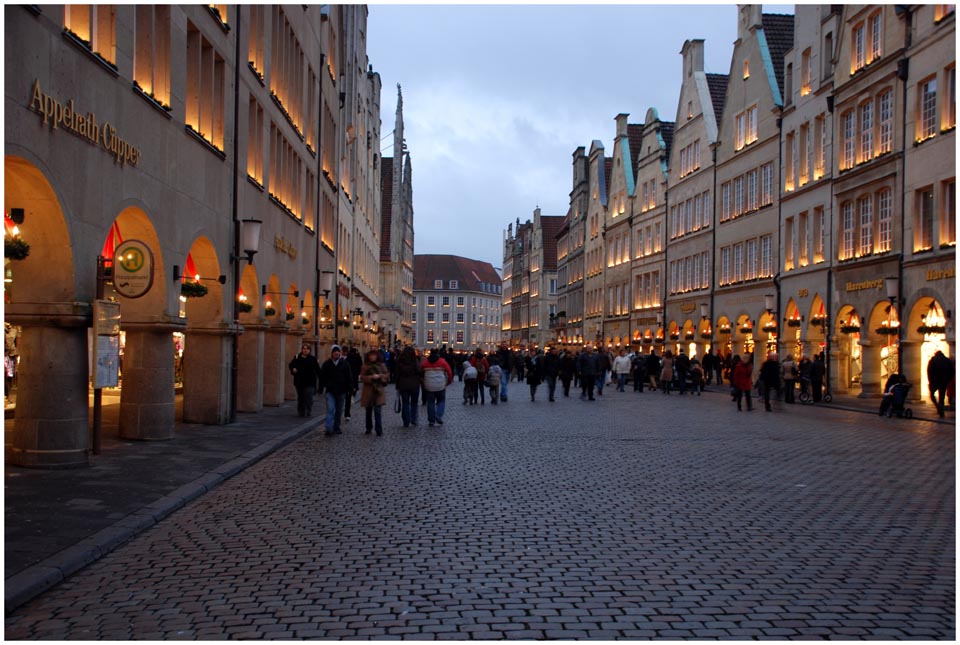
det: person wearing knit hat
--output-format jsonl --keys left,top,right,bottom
{"left": 319, "top": 343, "right": 353, "bottom": 435}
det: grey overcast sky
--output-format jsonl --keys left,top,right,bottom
{"left": 366, "top": 3, "right": 793, "bottom": 270}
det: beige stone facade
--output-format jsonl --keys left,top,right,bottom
{"left": 542, "top": 3, "right": 953, "bottom": 405}
{"left": 4, "top": 5, "right": 383, "bottom": 467}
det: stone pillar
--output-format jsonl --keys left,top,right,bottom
{"left": 182, "top": 326, "right": 234, "bottom": 424}
{"left": 7, "top": 303, "right": 91, "bottom": 468}
{"left": 237, "top": 323, "right": 266, "bottom": 412}
{"left": 262, "top": 325, "right": 288, "bottom": 407}
{"left": 900, "top": 340, "right": 923, "bottom": 402}
{"left": 857, "top": 340, "right": 881, "bottom": 397}
{"left": 120, "top": 322, "right": 184, "bottom": 440}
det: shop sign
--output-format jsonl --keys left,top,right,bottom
{"left": 798, "top": 288, "right": 809, "bottom": 297}
{"left": 29, "top": 79, "right": 141, "bottom": 166}
{"left": 274, "top": 235, "right": 297, "bottom": 259}
{"left": 845, "top": 279, "right": 883, "bottom": 292}
{"left": 926, "top": 267, "right": 955, "bottom": 281}
{"left": 680, "top": 302, "right": 696, "bottom": 314}
{"left": 112, "top": 240, "right": 154, "bottom": 299}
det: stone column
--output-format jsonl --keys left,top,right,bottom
{"left": 899, "top": 340, "right": 923, "bottom": 402}
{"left": 857, "top": 339, "right": 881, "bottom": 397}
{"left": 119, "top": 321, "right": 185, "bottom": 440}
{"left": 182, "top": 326, "right": 235, "bottom": 424}
{"left": 262, "top": 324, "right": 288, "bottom": 407}
{"left": 7, "top": 303, "right": 91, "bottom": 468}
{"left": 237, "top": 322, "right": 266, "bottom": 412}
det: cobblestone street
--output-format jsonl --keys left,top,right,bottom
{"left": 4, "top": 385, "right": 955, "bottom": 640}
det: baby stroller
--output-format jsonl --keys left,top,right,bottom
{"left": 880, "top": 381, "right": 913, "bottom": 418}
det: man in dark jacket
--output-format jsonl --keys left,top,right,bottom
{"left": 496, "top": 343, "right": 513, "bottom": 402}
{"left": 675, "top": 349, "right": 691, "bottom": 394}
{"left": 542, "top": 346, "right": 560, "bottom": 402}
{"left": 646, "top": 350, "right": 661, "bottom": 391}
{"left": 577, "top": 346, "right": 600, "bottom": 400}
{"left": 758, "top": 352, "right": 781, "bottom": 412}
{"left": 289, "top": 343, "right": 321, "bottom": 417}
{"left": 319, "top": 345, "right": 354, "bottom": 435}
{"left": 810, "top": 353, "right": 826, "bottom": 402}
{"left": 927, "top": 350, "right": 954, "bottom": 418}
{"left": 596, "top": 349, "right": 612, "bottom": 396}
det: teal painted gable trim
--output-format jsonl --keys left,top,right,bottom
{"left": 598, "top": 158, "right": 608, "bottom": 208}
{"left": 757, "top": 29, "right": 783, "bottom": 108}
{"left": 621, "top": 141, "right": 636, "bottom": 197}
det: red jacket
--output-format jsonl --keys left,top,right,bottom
{"left": 733, "top": 360, "right": 754, "bottom": 391}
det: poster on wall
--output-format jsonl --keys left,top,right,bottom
{"left": 92, "top": 299, "right": 120, "bottom": 389}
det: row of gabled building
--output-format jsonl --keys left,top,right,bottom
{"left": 504, "top": 4, "right": 955, "bottom": 400}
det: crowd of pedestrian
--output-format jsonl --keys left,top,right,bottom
{"left": 289, "top": 340, "right": 955, "bottom": 436}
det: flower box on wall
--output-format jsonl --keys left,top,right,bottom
{"left": 179, "top": 281, "right": 208, "bottom": 298}
{"left": 839, "top": 324, "right": 861, "bottom": 334}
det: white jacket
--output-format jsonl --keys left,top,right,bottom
{"left": 612, "top": 355, "right": 632, "bottom": 375}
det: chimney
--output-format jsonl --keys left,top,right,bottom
{"left": 615, "top": 113, "right": 629, "bottom": 139}
{"left": 681, "top": 39, "right": 705, "bottom": 77}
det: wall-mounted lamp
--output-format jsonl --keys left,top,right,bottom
{"left": 320, "top": 270, "right": 335, "bottom": 301}
{"left": 884, "top": 276, "right": 899, "bottom": 305}
{"left": 763, "top": 293, "right": 776, "bottom": 314}
{"left": 174, "top": 264, "right": 226, "bottom": 284}
{"left": 261, "top": 285, "right": 298, "bottom": 298}
{"left": 699, "top": 303, "right": 709, "bottom": 320}
{"left": 231, "top": 218, "right": 262, "bottom": 265}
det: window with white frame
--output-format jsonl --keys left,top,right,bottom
{"left": 869, "top": 10, "right": 883, "bottom": 62}
{"left": 746, "top": 238, "right": 758, "bottom": 280}
{"left": 733, "top": 244, "right": 743, "bottom": 283}
{"left": 919, "top": 77, "right": 938, "bottom": 141}
{"left": 457, "top": 296, "right": 464, "bottom": 307}
{"left": 756, "top": 236, "right": 770, "bottom": 277}
{"left": 859, "top": 100, "right": 874, "bottom": 163}
{"left": 814, "top": 115, "right": 826, "bottom": 179}
{"left": 946, "top": 66, "right": 956, "bottom": 130}
{"left": 434, "top": 279, "right": 443, "bottom": 289}
{"left": 456, "top": 330, "right": 464, "bottom": 344}
{"left": 720, "top": 246, "right": 730, "bottom": 285}
{"left": 841, "top": 110, "right": 855, "bottom": 170}
{"left": 785, "top": 132, "right": 796, "bottom": 192}
{"left": 798, "top": 211, "right": 809, "bottom": 266}
{"left": 761, "top": 163, "right": 774, "bottom": 205}
{"left": 721, "top": 182, "right": 731, "bottom": 221}
{"left": 442, "top": 312, "right": 449, "bottom": 323}
{"left": 840, "top": 201, "right": 855, "bottom": 259}
{"left": 814, "top": 206, "right": 826, "bottom": 263}
{"left": 784, "top": 217, "right": 795, "bottom": 270}
{"left": 943, "top": 180, "right": 956, "bottom": 246}
{"left": 426, "top": 330, "right": 434, "bottom": 343}
{"left": 427, "top": 312, "right": 435, "bottom": 323}
{"left": 449, "top": 280, "right": 458, "bottom": 289}
{"left": 852, "top": 22, "right": 866, "bottom": 73}
{"left": 877, "top": 190, "right": 893, "bottom": 253}
{"left": 878, "top": 89, "right": 894, "bottom": 154}
{"left": 442, "top": 296, "right": 450, "bottom": 306}
{"left": 858, "top": 196, "right": 874, "bottom": 256}
{"left": 799, "top": 123, "right": 810, "bottom": 186}
{"left": 427, "top": 296, "right": 435, "bottom": 306}
{"left": 801, "top": 48, "right": 812, "bottom": 96}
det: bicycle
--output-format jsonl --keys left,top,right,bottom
{"left": 798, "top": 377, "right": 833, "bottom": 404}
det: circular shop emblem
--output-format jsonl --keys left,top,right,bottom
{"left": 113, "top": 239, "right": 154, "bottom": 299}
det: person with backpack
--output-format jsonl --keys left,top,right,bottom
{"left": 470, "top": 349, "right": 489, "bottom": 405}
{"left": 485, "top": 357, "right": 503, "bottom": 405}
{"left": 420, "top": 349, "right": 452, "bottom": 426}
{"left": 780, "top": 354, "right": 798, "bottom": 404}
{"left": 462, "top": 359, "right": 478, "bottom": 405}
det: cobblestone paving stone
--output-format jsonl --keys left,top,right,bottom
{"left": 4, "top": 386, "right": 955, "bottom": 640}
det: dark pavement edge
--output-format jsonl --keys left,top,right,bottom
{"left": 4, "top": 417, "right": 323, "bottom": 613}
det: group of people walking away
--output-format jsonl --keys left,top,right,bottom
{"left": 290, "top": 339, "right": 953, "bottom": 436}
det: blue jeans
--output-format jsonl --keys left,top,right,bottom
{"left": 425, "top": 389, "right": 446, "bottom": 424}
{"left": 399, "top": 390, "right": 418, "bottom": 426}
{"left": 545, "top": 375, "right": 557, "bottom": 400}
{"left": 617, "top": 374, "right": 626, "bottom": 392}
{"left": 500, "top": 377, "right": 508, "bottom": 401}
{"left": 324, "top": 392, "right": 345, "bottom": 433}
